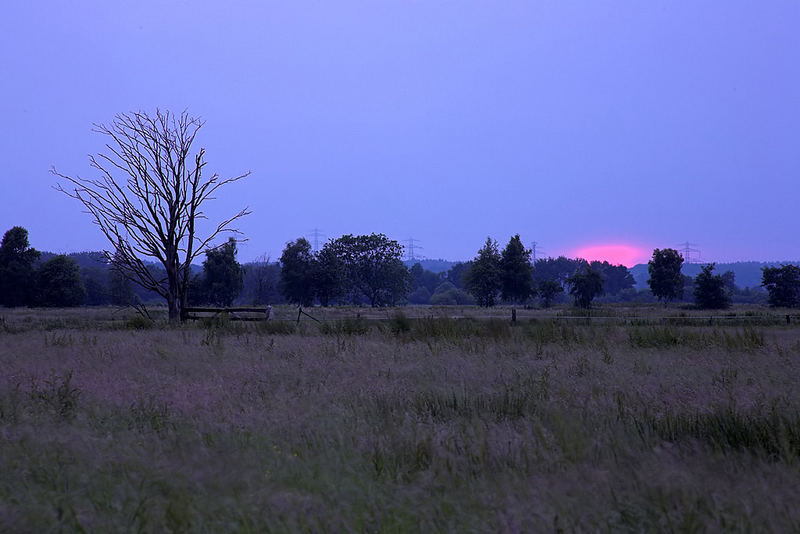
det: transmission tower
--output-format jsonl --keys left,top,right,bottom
{"left": 307, "top": 228, "right": 326, "bottom": 252}
{"left": 404, "top": 238, "right": 423, "bottom": 262}
{"left": 676, "top": 241, "right": 701, "bottom": 263}
{"left": 530, "top": 241, "right": 546, "bottom": 262}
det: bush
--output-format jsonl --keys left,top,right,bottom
{"left": 430, "top": 288, "right": 475, "bottom": 306}
{"left": 389, "top": 311, "right": 412, "bottom": 334}
{"left": 407, "top": 286, "right": 431, "bottom": 305}
{"left": 127, "top": 315, "right": 155, "bottom": 330}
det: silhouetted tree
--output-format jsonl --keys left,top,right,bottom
{"left": 446, "top": 261, "right": 472, "bottom": 289}
{"left": 410, "top": 262, "right": 443, "bottom": 294}
{"left": 82, "top": 267, "right": 111, "bottom": 305}
{"left": 407, "top": 286, "right": 432, "bottom": 304}
{"left": 464, "top": 237, "right": 502, "bottom": 307}
{"left": 537, "top": 278, "right": 563, "bottom": 308}
{"left": 499, "top": 234, "right": 534, "bottom": 303}
{"left": 54, "top": 109, "right": 250, "bottom": 322}
{"left": 36, "top": 255, "right": 86, "bottom": 307}
{"left": 648, "top": 248, "right": 684, "bottom": 304}
{"left": 0, "top": 226, "right": 40, "bottom": 307}
{"left": 693, "top": 263, "right": 730, "bottom": 309}
{"left": 198, "top": 237, "right": 244, "bottom": 307}
{"left": 313, "top": 243, "right": 346, "bottom": 307}
{"left": 589, "top": 261, "right": 635, "bottom": 295}
{"left": 762, "top": 265, "right": 800, "bottom": 308}
{"left": 533, "top": 256, "right": 587, "bottom": 289}
{"left": 240, "top": 255, "right": 282, "bottom": 306}
{"left": 326, "top": 234, "right": 409, "bottom": 307}
{"left": 109, "top": 270, "right": 136, "bottom": 307}
{"left": 721, "top": 270, "right": 736, "bottom": 294}
{"left": 567, "top": 268, "right": 604, "bottom": 308}
{"left": 280, "top": 238, "right": 316, "bottom": 306}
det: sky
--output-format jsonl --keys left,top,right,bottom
{"left": 1, "top": 1, "right": 798, "bottom": 267}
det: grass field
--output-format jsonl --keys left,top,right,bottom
{"left": 2, "top": 305, "right": 800, "bottom": 532}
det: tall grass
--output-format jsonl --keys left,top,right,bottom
{"left": 1, "top": 307, "right": 800, "bottom": 531}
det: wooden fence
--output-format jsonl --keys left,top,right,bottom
{"left": 181, "top": 306, "right": 800, "bottom": 327}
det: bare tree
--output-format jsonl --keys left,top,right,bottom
{"left": 53, "top": 109, "right": 250, "bottom": 322}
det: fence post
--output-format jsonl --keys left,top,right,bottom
{"left": 787, "top": 314, "right": 791, "bottom": 325}
{"left": 511, "top": 308, "right": 517, "bottom": 324}
{"left": 297, "top": 307, "right": 302, "bottom": 325}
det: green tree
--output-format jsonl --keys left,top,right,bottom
{"left": 326, "top": 234, "right": 409, "bottom": 307}
{"left": 589, "top": 261, "right": 635, "bottom": 295}
{"left": 0, "top": 226, "right": 40, "bottom": 307}
{"left": 313, "top": 243, "right": 346, "bottom": 307}
{"left": 109, "top": 267, "right": 136, "bottom": 306}
{"left": 36, "top": 255, "right": 86, "bottom": 307}
{"left": 464, "top": 237, "right": 502, "bottom": 307}
{"left": 499, "top": 234, "right": 534, "bottom": 303}
{"left": 407, "top": 286, "right": 432, "bottom": 304}
{"left": 648, "top": 248, "right": 684, "bottom": 303}
{"left": 82, "top": 267, "right": 111, "bottom": 305}
{"left": 240, "top": 254, "right": 282, "bottom": 306}
{"left": 199, "top": 238, "right": 244, "bottom": 307}
{"left": 533, "top": 256, "right": 585, "bottom": 285}
{"left": 446, "top": 261, "right": 472, "bottom": 289}
{"left": 410, "top": 262, "right": 443, "bottom": 294}
{"left": 537, "top": 278, "right": 563, "bottom": 308}
{"left": 693, "top": 263, "right": 731, "bottom": 309}
{"left": 761, "top": 265, "right": 800, "bottom": 308}
{"left": 280, "top": 238, "right": 316, "bottom": 306}
{"left": 430, "top": 281, "right": 475, "bottom": 305}
{"left": 567, "top": 268, "right": 604, "bottom": 308}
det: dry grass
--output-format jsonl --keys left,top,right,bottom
{"left": 1, "top": 306, "right": 800, "bottom": 532}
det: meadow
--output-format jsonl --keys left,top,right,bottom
{"left": 1, "top": 305, "right": 800, "bottom": 532}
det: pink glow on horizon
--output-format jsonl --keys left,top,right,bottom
{"left": 571, "top": 244, "right": 648, "bottom": 267}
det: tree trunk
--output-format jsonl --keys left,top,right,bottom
{"left": 167, "top": 295, "right": 180, "bottom": 323}
{"left": 166, "top": 260, "right": 182, "bottom": 323}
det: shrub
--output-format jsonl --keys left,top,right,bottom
{"left": 389, "top": 311, "right": 412, "bottom": 334}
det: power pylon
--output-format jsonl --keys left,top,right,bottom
{"left": 404, "top": 238, "right": 423, "bottom": 262}
{"left": 307, "top": 228, "right": 326, "bottom": 252}
{"left": 676, "top": 241, "right": 701, "bottom": 263}
{"left": 530, "top": 241, "right": 546, "bottom": 262}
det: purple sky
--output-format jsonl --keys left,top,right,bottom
{"left": 1, "top": 1, "right": 798, "bottom": 265}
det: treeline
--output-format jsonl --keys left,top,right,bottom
{"left": 275, "top": 234, "right": 638, "bottom": 308}
{"left": 3, "top": 226, "right": 800, "bottom": 310}
{"left": 0, "top": 226, "right": 282, "bottom": 308}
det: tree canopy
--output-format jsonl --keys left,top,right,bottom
{"left": 537, "top": 279, "right": 563, "bottom": 308}
{"left": 648, "top": 248, "right": 684, "bottom": 303}
{"left": 762, "top": 265, "right": 800, "bottom": 308}
{"left": 567, "top": 268, "right": 604, "bottom": 308}
{"left": 36, "top": 255, "right": 86, "bottom": 307}
{"left": 198, "top": 238, "right": 244, "bottom": 307}
{"left": 464, "top": 237, "right": 502, "bottom": 307}
{"left": 280, "top": 238, "right": 316, "bottom": 307}
{"left": 693, "top": 263, "right": 731, "bottom": 309}
{"left": 330, "top": 234, "right": 409, "bottom": 307}
{"left": 0, "top": 226, "right": 40, "bottom": 307}
{"left": 499, "top": 234, "right": 534, "bottom": 303}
